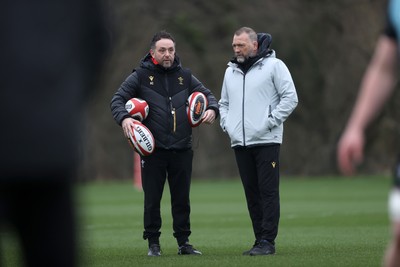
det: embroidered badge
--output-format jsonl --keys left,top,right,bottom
{"left": 149, "top": 76, "right": 154, "bottom": 85}
{"left": 178, "top": 76, "right": 184, "bottom": 85}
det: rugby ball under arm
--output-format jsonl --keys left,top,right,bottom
{"left": 186, "top": 92, "right": 208, "bottom": 127}
{"left": 125, "top": 98, "right": 149, "bottom": 121}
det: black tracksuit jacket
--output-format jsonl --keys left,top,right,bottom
{"left": 111, "top": 53, "right": 219, "bottom": 150}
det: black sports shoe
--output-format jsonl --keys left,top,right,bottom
{"left": 242, "top": 240, "right": 260, "bottom": 255}
{"left": 178, "top": 243, "right": 202, "bottom": 255}
{"left": 148, "top": 244, "right": 161, "bottom": 256}
{"left": 249, "top": 240, "right": 275, "bottom": 256}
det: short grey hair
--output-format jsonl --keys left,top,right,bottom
{"left": 234, "top": 27, "right": 257, "bottom": 42}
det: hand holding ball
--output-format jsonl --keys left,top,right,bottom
{"left": 125, "top": 98, "right": 154, "bottom": 155}
{"left": 187, "top": 92, "right": 208, "bottom": 127}
{"left": 127, "top": 121, "right": 155, "bottom": 156}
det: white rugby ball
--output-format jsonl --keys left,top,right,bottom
{"left": 125, "top": 98, "right": 149, "bottom": 121}
{"left": 128, "top": 121, "right": 155, "bottom": 156}
{"left": 187, "top": 92, "right": 208, "bottom": 127}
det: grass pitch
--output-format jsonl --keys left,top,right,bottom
{"left": 2, "top": 176, "right": 392, "bottom": 266}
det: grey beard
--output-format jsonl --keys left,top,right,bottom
{"left": 236, "top": 56, "right": 245, "bottom": 63}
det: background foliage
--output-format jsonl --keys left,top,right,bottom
{"left": 82, "top": 0, "right": 400, "bottom": 180}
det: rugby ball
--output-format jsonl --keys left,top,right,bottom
{"left": 127, "top": 121, "right": 155, "bottom": 156}
{"left": 125, "top": 98, "right": 149, "bottom": 121}
{"left": 187, "top": 92, "right": 208, "bottom": 127}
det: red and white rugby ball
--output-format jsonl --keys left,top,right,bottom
{"left": 187, "top": 92, "right": 208, "bottom": 127}
{"left": 128, "top": 121, "right": 155, "bottom": 156}
{"left": 125, "top": 98, "right": 149, "bottom": 121}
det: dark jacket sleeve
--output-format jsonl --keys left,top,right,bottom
{"left": 110, "top": 71, "right": 140, "bottom": 125}
{"left": 190, "top": 75, "right": 220, "bottom": 118}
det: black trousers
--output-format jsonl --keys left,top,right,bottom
{"left": 234, "top": 145, "right": 280, "bottom": 244}
{"left": 141, "top": 149, "right": 193, "bottom": 246}
{"left": 0, "top": 178, "right": 76, "bottom": 267}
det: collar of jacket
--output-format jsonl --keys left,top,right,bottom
{"left": 140, "top": 52, "right": 182, "bottom": 73}
{"left": 228, "top": 50, "right": 274, "bottom": 74}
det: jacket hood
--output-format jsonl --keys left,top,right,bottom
{"left": 256, "top": 32, "right": 272, "bottom": 57}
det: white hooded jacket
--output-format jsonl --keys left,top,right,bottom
{"left": 219, "top": 44, "right": 298, "bottom": 147}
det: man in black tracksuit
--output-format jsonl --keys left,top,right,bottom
{"left": 110, "top": 31, "right": 218, "bottom": 256}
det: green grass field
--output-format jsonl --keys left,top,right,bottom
{"left": 2, "top": 176, "right": 392, "bottom": 266}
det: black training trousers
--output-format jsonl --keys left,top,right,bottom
{"left": 234, "top": 144, "right": 280, "bottom": 244}
{"left": 141, "top": 149, "right": 193, "bottom": 246}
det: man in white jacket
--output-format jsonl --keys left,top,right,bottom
{"left": 219, "top": 27, "right": 298, "bottom": 256}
